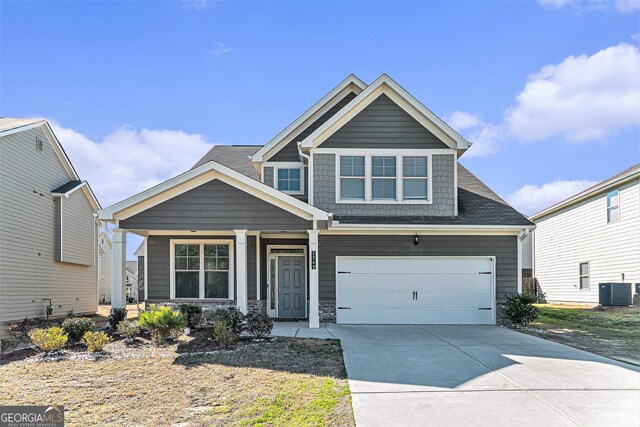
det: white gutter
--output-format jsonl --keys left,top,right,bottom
{"left": 328, "top": 223, "right": 536, "bottom": 231}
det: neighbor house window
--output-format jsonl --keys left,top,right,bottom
{"left": 372, "top": 156, "right": 397, "bottom": 200}
{"left": 579, "top": 262, "right": 590, "bottom": 290}
{"left": 277, "top": 168, "right": 302, "bottom": 194}
{"left": 340, "top": 156, "right": 365, "bottom": 200}
{"left": 402, "top": 156, "right": 428, "bottom": 200}
{"left": 607, "top": 190, "right": 619, "bottom": 223}
{"left": 172, "top": 240, "right": 233, "bottom": 299}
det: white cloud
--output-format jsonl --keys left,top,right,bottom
{"left": 48, "top": 121, "right": 215, "bottom": 207}
{"left": 505, "top": 43, "right": 640, "bottom": 142}
{"left": 447, "top": 111, "right": 482, "bottom": 130}
{"left": 631, "top": 33, "right": 640, "bottom": 41}
{"left": 181, "top": 0, "right": 214, "bottom": 11}
{"left": 211, "top": 41, "right": 232, "bottom": 57}
{"left": 446, "top": 112, "right": 503, "bottom": 158}
{"left": 506, "top": 179, "right": 598, "bottom": 215}
{"left": 538, "top": 0, "right": 640, "bottom": 13}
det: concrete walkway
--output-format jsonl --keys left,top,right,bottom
{"left": 273, "top": 324, "right": 640, "bottom": 427}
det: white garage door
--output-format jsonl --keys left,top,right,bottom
{"left": 336, "top": 257, "right": 495, "bottom": 325}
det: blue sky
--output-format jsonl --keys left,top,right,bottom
{"left": 2, "top": 0, "right": 639, "bottom": 259}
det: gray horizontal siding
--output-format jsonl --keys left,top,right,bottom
{"left": 270, "top": 91, "right": 357, "bottom": 162}
{"left": 318, "top": 235, "right": 517, "bottom": 301}
{"left": 321, "top": 94, "right": 449, "bottom": 149}
{"left": 120, "top": 179, "right": 312, "bottom": 231}
{"left": 137, "top": 255, "right": 145, "bottom": 301}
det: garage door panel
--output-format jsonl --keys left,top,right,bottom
{"left": 336, "top": 257, "right": 495, "bottom": 325}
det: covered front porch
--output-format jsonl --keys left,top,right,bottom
{"left": 108, "top": 229, "right": 322, "bottom": 328}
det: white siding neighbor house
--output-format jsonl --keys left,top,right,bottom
{"left": 98, "top": 231, "right": 112, "bottom": 304}
{"left": 0, "top": 118, "right": 101, "bottom": 340}
{"left": 530, "top": 164, "right": 640, "bottom": 304}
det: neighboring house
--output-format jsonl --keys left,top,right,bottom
{"left": 98, "top": 231, "right": 112, "bottom": 304}
{"left": 0, "top": 118, "right": 101, "bottom": 339}
{"left": 530, "top": 165, "right": 640, "bottom": 304}
{"left": 134, "top": 242, "right": 145, "bottom": 302}
{"left": 98, "top": 74, "right": 533, "bottom": 327}
{"left": 126, "top": 261, "right": 138, "bottom": 302}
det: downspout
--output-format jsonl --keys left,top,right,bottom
{"left": 297, "top": 142, "right": 312, "bottom": 204}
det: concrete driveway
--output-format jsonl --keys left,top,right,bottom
{"left": 325, "top": 325, "right": 640, "bottom": 427}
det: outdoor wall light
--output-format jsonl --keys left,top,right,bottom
{"left": 413, "top": 234, "right": 419, "bottom": 246}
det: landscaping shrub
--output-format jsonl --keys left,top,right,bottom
{"left": 506, "top": 292, "right": 540, "bottom": 326}
{"left": 116, "top": 320, "right": 139, "bottom": 341}
{"left": 212, "top": 320, "right": 236, "bottom": 348}
{"left": 82, "top": 331, "right": 111, "bottom": 352}
{"left": 65, "top": 310, "right": 75, "bottom": 319}
{"left": 28, "top": 327, "right": 68, "bottom": 352}
{"left": 245, "top": 311, "right": 273, "bottom": 339}
{"left": 62, "top": 317, "right": 95, "bottom": 342}
{"left": 137, "top": 305, "right": 186, "bottom": 344}
{"left": 179, "top": 304, "right": 203, "bottom": 329}
{"left": 207, "top": 308, "right": 245, "bottom": 335}
{"left": 108, "top": 307, "right": 128, "bottom": 328}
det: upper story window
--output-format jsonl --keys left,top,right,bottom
{"left": 337, "top": 154, "right": 431, "bottom": 203}
{"left": 277, "top": 168, "right": 302, "bottom": 194}
{"left": 607, "top": 189, "right": 619, "bottom": 223}
{"left": 402, "top": 156, "right": 428, "bottom": 200}
{"left": 339, "top": 156, "right": 366, "bottom": 200}
{"left": 372, "top": 156, "right": 396, "bottom": 200}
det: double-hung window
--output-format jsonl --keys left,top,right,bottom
{"left": 277, "top": 168, "right": 302, "bottom": 194}
{"left": 578, "top": 262, "right": 590, "bottom": 290}
{"left": 337, "top": 154, "right": 431, "bottom": 202}
{"left": 172, "top": 241, "right": 233, "bottom": 299}
{"left": 372, "top": 156, "right": 397, "bottom": 200}
{"left": 402, "top": 156, "right": 429, "bottom": 200}
{"left": 607, "top": 190, "right": 619, "bottom": 223}
{"left": 339, "top": 156, "right": 365, "bottom": 200}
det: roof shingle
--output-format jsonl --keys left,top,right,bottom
{"left": 192, "top": 145, "right": 261, "bottom": 180}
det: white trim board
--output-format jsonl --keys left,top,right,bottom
{"left": 98, "top": 160, "right": 329, "bottom": 222}
{"left": 300, "top": 74, "right": 471, "bottom": 153}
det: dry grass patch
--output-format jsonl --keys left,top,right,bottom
{"left": 521, "top": 304, "right": 640, "bottom": 365}
{"left": 0, "top": 338, "right": 354, "bottom": 427}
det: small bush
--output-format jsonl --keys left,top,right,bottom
{"left": 506, "top": 292, "right": 540, "bottom": 326}
{"left": 116, "top": 320, "right": 139, "bottom": 341}
{"left": 65, "top": 310, "right": 75, "bottom": 319}
{"left": 245, "top": 311, "right": 273, "bottom": 339}
{"left": 137, "top": 305, "right": 186, "bottom": 344}
{"left": 206, "top": 308, "right": 245, "bottom": 335}
{"left": 212, "top": 321, "right": 236, "bottom": 348}
{"left": 108, "top": 307, "right": 128, "bottom": 328}
{"left": 83, "top": 331, "right": 111, "bottom": 352}
{"left": 28, "top": 327, "right": 68, "bottom": 352}
{"left": 179, "top": 304, "right": 203, "bottom": 329}
{"left": 62, "top": 317, "right": 95, "bottom": 342}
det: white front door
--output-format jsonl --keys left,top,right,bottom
{"left": 336, "top": 257, "right": 495, "bottom": 325}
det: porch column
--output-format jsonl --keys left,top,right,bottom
{"left": 234, "top": 229, "right": 248, "bottom": 314}
{"left": 111, "top": 228, "right": 127, "bottom": 309}
{"left": 308, "top": 230, "right": 320, "bottom": 328}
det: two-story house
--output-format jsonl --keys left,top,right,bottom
{"left": 530, "top": 164, "right": 640, "bottom": 304}
{"left": 0, "top": 118, "right": 101, "bottom": 340}
{"left": 98, "top": 74, "right": 533, "bottom": 327}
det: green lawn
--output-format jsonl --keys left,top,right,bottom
{"left": 524, "top": 304, "right": 640, "bottom": 365}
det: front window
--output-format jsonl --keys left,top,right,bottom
{"left": 607, "top": 190, "right": 619, "bottom": 223}
{"left": 579, "top": 262, "right": 590, "bottom": 290}
{"left": 277, "top": 168, "right": 301, "bottom": 193}
{"left": 340, "top": 156, "right": 365, "bottom": 200}
{"left": 173, "top": 241, "right": 232, "bottom": 299}
{"left": 337, "top": 154, "right": 432, "bottom": 203}
{"left": 372, "top": 156, "right": 397, "bottom": 200}
{"left": 402, "top": 156, "right": 428, "bottom": 200}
